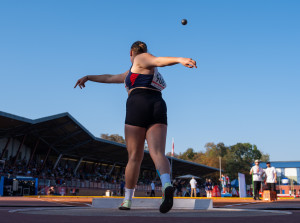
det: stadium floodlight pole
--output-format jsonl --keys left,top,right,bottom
{"left": 170, "top": 157, "right": 173, "bottom": 180}
{"left": 171, "top": 138, "right": 174, "bottom": 180}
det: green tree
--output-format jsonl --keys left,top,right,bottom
{"left": 260, "top": 153, "right": 270, "bottom": 162}
{"left": 166, "top": 152, "right": 179, "bottom": 157}
{"left": 224, "top": 143, "right": 265, "bottom": 183}
{"left": 178, "top": 148, "right": 196, "bottom": 161}
{"left": 176, "top": 142, "right": 269, "bottom": 185}
{"left": 100, "top": 134, "right": 125, "bottom": 144}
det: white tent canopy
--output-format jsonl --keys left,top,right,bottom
{"left": 176, "top": 174, "right": 201, "bottom": 179}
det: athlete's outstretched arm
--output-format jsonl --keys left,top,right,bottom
{"left": 74, "top": 71, "right": 128, "bottom": 89}
{"left": 136, "top": 53, "right": 197, "bottom": 69}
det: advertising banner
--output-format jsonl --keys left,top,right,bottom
{"left": 238, "top": 173, "right": 247, "bottom": 198}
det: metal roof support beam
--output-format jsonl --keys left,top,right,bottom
{"left": 0, "top": 137, "right": 11, "bottom": 159}
{"left": 53, "top": 154, "right": 63, "bottom": 170}
{"left": 40, "top": 145, "right": 51, "bottom": 171}
{"left": 74, "top": 157, "right": 83, "bottom": 175}
{"left": 13, "top": 135, "right": 27, "bottom": 166}
{"left": 36, "top": 136, "right": 60, "bottom": 154}
{"left": 108, "top": 163, "right": 116, "bottom": 176}
{"left": 27, "top": 139, "right": 39, "bottom": 167}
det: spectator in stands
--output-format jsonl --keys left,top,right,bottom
{"left": 196, "top": 187, "right": 200, "bottom": 197}
{"left": 175, "top": 180, "right": 182, "bottom": 197}
{"left": 48, "top": 186, "right": 55, "bottom": 195}
{"left": 225, "top": 174, "right": 231, "bottom": 193}
{"left": 150, "top": 181, "right": 155, "bottom": 197}
{"left": 205, "top": 178, "right": 209, "bottom": 197}
{"left": 120, "top": 180, "right": 125, "bottom": 196}
{"left": 206, "top": 179, "right": 213, "bottom": 197}
{"left": 219, "top": 174, "right": 226, "bottom": 193}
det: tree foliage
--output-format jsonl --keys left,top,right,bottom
{"left": 100, "top": 134, "right": 149, "bottom": 150}
{"left": 177, "top": 142, "right": 270, "bottom": 184}
{"left": 100, "top": 134, "right": 126, "bottom": 144}
{"left": 178, "top": 148, "right": 197, "bottom": 161}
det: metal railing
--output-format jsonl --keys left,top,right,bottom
{"left": 38, "top": 178, "right": 161, "bottom": 191}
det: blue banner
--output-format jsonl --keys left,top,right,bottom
{"left": 0, "top": 176, "right": 4, "bottom": 196}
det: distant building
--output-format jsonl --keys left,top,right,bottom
{"left": 260, "top": 161, "right": 300, "bottom": 196}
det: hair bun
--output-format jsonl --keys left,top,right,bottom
{"left": 131, "top": 41, "right": 147, "bottom": 54}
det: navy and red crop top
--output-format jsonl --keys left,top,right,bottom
{"left": 124, "top": 67, "right": 167, "bottom": 92}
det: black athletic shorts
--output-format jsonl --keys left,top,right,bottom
{"left": 267, "top": 183, "right": 276, "bottom": 191}
{"left": 125, "top": 88, "right": 167, "bottom": 129}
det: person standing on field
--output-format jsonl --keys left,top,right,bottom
{"left": 250, "top": 160, "right": 265, "bottom": 200}
{"left": 265, "top": 161, "right": 277, "bottom": 192}
{"left": 190, "top": 177, "right": 197, "bottom": 197}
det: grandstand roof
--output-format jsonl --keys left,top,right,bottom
{"left": 259, "top": 161, "right": 300, "bottom": 169}
{"left": 0, "top": 111, "right": 219, "bottom": 176}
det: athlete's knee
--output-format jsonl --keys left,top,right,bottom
{"left": 128, "top": 152, "right": 144, "bottom": 163}
{"left": 149, "top": 149, "right": 165, "bottom": 159}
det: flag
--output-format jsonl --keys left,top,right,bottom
{"left": 172, "top": 138, "right": 174, "bottom": 157}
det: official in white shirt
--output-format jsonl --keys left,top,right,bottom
{"left": 250, "top": 160, "right": 265, "bottom": 200}
{"left": 265, "top": 161, "right": 277, "bottom": 192}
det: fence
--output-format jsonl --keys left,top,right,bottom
{"left": 38, "top": 178, "right": 161, "bottom": 195}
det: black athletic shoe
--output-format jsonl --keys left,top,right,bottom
{"left": 159, "top": 183, "right": 174, "bottom": 213}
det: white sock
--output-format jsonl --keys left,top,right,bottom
{"left": 124, "top": 187, "right": 134, "bottom": 201}
{"left": 160, "top": 173, "right": 171, "bottom": 187}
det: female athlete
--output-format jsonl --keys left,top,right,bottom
{"left": 74, "top": 41, "right": 197, "bottom": 213}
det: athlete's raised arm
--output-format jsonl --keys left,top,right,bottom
{"left": 135, "top": 53, "right": 197, "bottom": 69}
{"left": 74, "top": 71, "right": 129, "bottom": 89}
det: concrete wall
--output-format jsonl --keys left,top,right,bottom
{"left": 278, "top": 185, "right": 300, "bottom": 195}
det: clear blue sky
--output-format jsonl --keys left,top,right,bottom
{"left": 1, "top": 0, "right": 299, "bottom": 161}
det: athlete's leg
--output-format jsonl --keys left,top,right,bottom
{"left": 146, "top": 123, "right": 173, "bottom": 213}
{"left": 124, "top": 124, "right": 146, "bottom": 189}
{"left": 119, "top": 124, "right": 146, "bottom": 210}
{"left": 146, "top": 124, "right": 170, "bottom": 175}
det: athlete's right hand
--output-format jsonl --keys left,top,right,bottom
{"left": 180, "top": 58, "right": 197, "bottom": 68}
{"left": 74, "top": 76, "right": 88, "bottom": 89}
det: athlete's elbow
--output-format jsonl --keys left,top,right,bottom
{"left": 155, "top": 63, "right": 167, "bottom": 67}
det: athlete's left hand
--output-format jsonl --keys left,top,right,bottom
{"left": 74, "top": 76, "right": 88, "bottom": 89}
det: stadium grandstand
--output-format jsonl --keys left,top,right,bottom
{"left": 0, "top": 111, "right": 219, "bottom": 197}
